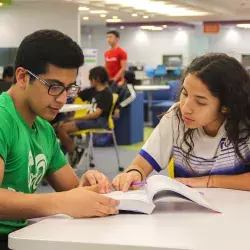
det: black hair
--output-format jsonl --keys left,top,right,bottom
{"left": 89, "top": 66, "right": 109, "bottom": 85}
{"left": 124, "top": 70, "right": 135, "bottom": 85}
{"left": 3, "top": 66, "right": 14, "bottom": 79}
{"left": 14, "top": 29, "right": 84, "bottom": 83}
{"left": 106, "top": 30, "right": 120, "bottom": 38}
{"left": 175, "top": 53, "right": 250, "bottom": 170}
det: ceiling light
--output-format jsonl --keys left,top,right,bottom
{"left": 143, "top": 15, "right": 149, "bottom": 19}
{"left": 100, "top": 14, "right": 106, "bottom": 17}
{"left": 120, "top": 26, "right": 125, "bottom": 29}
{"left": 141, "top": 26, "right": 163, "bottom": 31}
{"left": 90, "top": 10, "right": 107, "bottom": 14}
{"left": 104, "top": 0, "right": 210, "bottom": 16}
{"left": 113, "top": 16, "right": 118, "bottom": 19}
{"left": 162, "top": 25, "right": 167, "bottom": 28}
{"left": 236, "top": 23, "right": 250, "bottom": 29}
{"left": 106, "top": 18, "right": 122, "bottom": 23}
{"left": 78, "top": 7, "right": 89, "bottom": 11}
{"left": 132, "top": 13, "right": 138, "bottom": 17}
{"left": 83, "top": 16, "right": 89, "bottom": 20}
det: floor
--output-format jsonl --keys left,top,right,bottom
{"left": 37, "top": 127, "right": 167, "bottom": 193}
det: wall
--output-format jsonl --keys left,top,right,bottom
{"left": 0, "top": 2, "right": 80, "bottom": 48}
{"left": 206, "top": 28, "right": 250, "bottom": 62}
{"left": 81, "top": 25, "right": 190, "bottom": 67}
{"left": 82, "top": 24, "right": 250, "bottom": 67}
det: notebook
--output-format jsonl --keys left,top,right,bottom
{"left": 105, "top": 175, "right": 219, "bottom": 214}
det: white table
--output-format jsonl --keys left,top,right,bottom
{"left": 9, "top": 188, "right": 250, "bottom": 250}
{"left": 134, "top": 85, "right": 170, "bottom": 126}
{"left": 60, "top": 104, "right": 91, "bottom": 113}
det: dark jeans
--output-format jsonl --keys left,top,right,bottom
{"left": 75, "top": 117, "right": 108, "bottom": 130}
{"left": 0, "top": 235, "right": 10, "bottom": 250}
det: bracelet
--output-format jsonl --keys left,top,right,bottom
{"left": 207, "top": 175, "right": 211, "bottom": 188}
{"left": 126, "top": 169, "right": 143, "bottom": 182}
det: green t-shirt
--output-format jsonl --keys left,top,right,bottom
{"left": 0, "top": 93, "right": 68, "bottom": 234}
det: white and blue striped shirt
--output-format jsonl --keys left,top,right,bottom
{"left": 140, "top": 107, "right": 250, "bottom": 177}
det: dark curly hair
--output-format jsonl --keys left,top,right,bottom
{"left": 175, "top": 53, "right": 250, "bottom": 171}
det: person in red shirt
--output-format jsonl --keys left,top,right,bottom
{"left": 105, "top": 30, "right": 127, "bottom": 84}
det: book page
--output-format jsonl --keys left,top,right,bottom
{"left": 146, "top": 175, "right": 219, "bottom": 212}
{"left": 105, "top": 189, "right": 151, "bottom": 204}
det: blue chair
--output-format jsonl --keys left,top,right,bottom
{"left": 151, "top": 80, "right": 181, "bottom": 127}
{"left": 145, "top": 66, "right": 155, "bottom": 78}
{"left": 154, "top": 65, "right": 167, "bottom": 82}
{"left": 115, "top": 92, "right": 144, "bottom": 145}
{"left": 173, "top": 66, "right": 182, "bottom": 77}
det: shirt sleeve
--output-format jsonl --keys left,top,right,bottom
{"left": 0, "top": 112, "right": 14, "bottom": 163}
{"left": 97, "top": 90, "right": 112, "bottom": 113}
{"left": 139, "top": 113, "right": 175, "bottom": 172}
{"left": 119, "top": 49, "right": 127, "bottom": 61}
{"left": 78, "top": 88, "right": 89, "bottom": 101}
{"left": 46, "top": 126, "right": 68, "bottom": 175}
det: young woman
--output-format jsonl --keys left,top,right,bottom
{"left": 112, "top": 53, "right": 250, "bottom": 191}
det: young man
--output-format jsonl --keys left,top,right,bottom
{"left": 0, "top": 66, "right": 14, "bottom": 94}
{"left": 57, "top": 66, "right": 113, "bottom": 155}
{"left": 105, "top": 30, "right": 127, "bottom": 84}
{"left": 0, "top": 30, "right": 118, "bottom": 250}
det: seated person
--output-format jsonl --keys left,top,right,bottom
{"left": 0, "top": 66, "right": 14, "bottom": 94}
{"left": 109, "top": 70, "right": 136, "bottom": 118}
{"left": 57, "top": 66, "right": 113, "bottom": 155}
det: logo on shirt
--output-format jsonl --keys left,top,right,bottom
{"left": 105, "top": 57, "right": 117, "bottom": 62}
{"left": 28, "top": 151, "right": 47, "bottom": 192}
{"left": 88, "top": 97, "right": 97, "bottom": 114}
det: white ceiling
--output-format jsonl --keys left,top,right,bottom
{"left": 12, "top": 0, "right": 250, "bottom": 25}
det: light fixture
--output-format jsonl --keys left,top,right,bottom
{"left": 141, "top": 26, "right": 163, "bottom": 31}
{"left": 162, "top": 25, "right": 168, "bottom": 28}
{"left": 113, "top": 16, "right": 118, "bottom": 19}
{"left": 143, "top": 15, "right": 149, "bottom": 19}
{"left": 106, "top": 18, "right": 122, "bottom": 23}
{"left": 100, "top": 14, "right": 106, "bottom": 17}
{"left": 83, "top": 16, "right": 89, "bottom": 20}
{"left": 132, "top": 13, "right": 138, "bottom": 17}
{"left": 120, "top": 26, "right": 125, "bottom": 29}
{"left": 90, "top": 10, "right": 107, "bottom": 14}
{"left": 236, "top": 23, "right": 250, "bottom": 29}
{"left": 78, "top": 7, "right": 89, "bottom": 11}
{"left": 104, "top": 0, "right": 209, "bottom": 16}
{"left": 0, "top": 3, "right": 3, "bottom": 6}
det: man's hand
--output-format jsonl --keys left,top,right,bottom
{"left": 79, "top": 170, "right": 112, "bottom": 194}
{"left": 113, "top": 109, "right": 120, "bottom": 119}
{"left": 56, "top": 188, "right": 119, "bottom": 218}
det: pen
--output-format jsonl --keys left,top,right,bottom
{"left": 131, "top": 181, "right": 147, "bottom": 186}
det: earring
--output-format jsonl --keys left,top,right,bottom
{"left": 221, "top": 106, "right": 228, "bottom": 113}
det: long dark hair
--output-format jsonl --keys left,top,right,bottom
{"left": 176, "top": 53, "right": 250, "bottom": 169}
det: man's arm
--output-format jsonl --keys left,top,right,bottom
{"left": 45, "top": 164, "right": 79, "bottom": 191}
{"left": 0, "top": 158, "right": 119, "bottom": 220}
{"left": 113, "top": 60, "right": 127, "bottom": 82}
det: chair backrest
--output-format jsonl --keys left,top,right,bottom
{"left": 108, "top": 93, "right": 118, "bottom": 129}
{"left": 154, "top": 65, "right": 167, "bottom": 76}
{"left": 73, "top": 97, "right": 88, "bottom": 119}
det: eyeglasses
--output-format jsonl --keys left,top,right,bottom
{"left": 26, "top": 70, "right": 80, "bottom": 97}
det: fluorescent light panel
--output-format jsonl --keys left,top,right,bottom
{"left": 104, "top": 0, "right": 209, "bottom": 16}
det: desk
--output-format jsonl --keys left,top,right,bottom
{"left": 9, "top": 188, "right": 250, "bottom": 250}
{"left": 60, "top": 104, "right": 91, "bottom": 113}
{"left": 134, "top": 85, "right": 170, "bottom": 126}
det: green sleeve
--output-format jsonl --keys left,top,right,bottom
{"left": 0, "top": 113, "right": 13, "bottom": 163}
{"left": 46, "top": 126, "right": 68, "bottom": 175}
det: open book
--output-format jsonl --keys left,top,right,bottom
{"left": 105, "top": 175, "right": 219, "bottom": 214}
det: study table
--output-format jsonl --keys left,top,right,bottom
{"left": 9, "top": 188, "right": 250, "bottom": 250}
